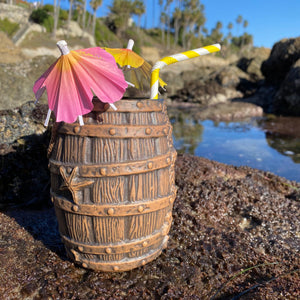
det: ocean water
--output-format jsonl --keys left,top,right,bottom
{"left": 171, "top": 117, "right": 300, "bottom": 182}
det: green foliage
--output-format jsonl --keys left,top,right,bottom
{"left": 30, "top": 8, "right": 49, "bottom": 24}
{"left": 43, "top": 4, "right": 54, "bottom": 13}
{"left": 30, "top": 8, "right": 54, "bottom": 32}
{"left": 231, "top": 33, "right": 253, "bottom": 48}
{"left": 0, "top": 18, "right": 19, "bottom": 37}
{"left": 59, "top": 9, "right": 68, "bottom": 21}
{"left": 95, "top": 19, "right": 121, "bottom": 47}
{"left": 124, "top": 28, "right": 142, "bottom": 54}
{"left": 43, "top": 16, "right": 54, "bottom": 33}
{"left": 30, "top": 6, "right": 68, "bottom": 33}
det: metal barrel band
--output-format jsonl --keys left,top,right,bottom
{"left": 51, "top": 190, "right": 176, "bottom": 217}
{"left": 61, "top": 228, "right": 165, "bottom": 255}
{"left": 71, "top": 239, "right": 168, "bottom": 272}
{"left": 92, "top": 98, "right": 164, "bottom": 112}
{"left": 57, "top": 123, "right": 171, "bottom": 138}
{"left": 49, "top": 149, "right": 177, "bottom": 178}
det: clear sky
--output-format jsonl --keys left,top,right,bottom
{"left": 34, "top": 0, "right": 300, "bottom": 49}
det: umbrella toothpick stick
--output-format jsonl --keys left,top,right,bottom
{"left": 150, "top": 43, "right": 221, "bottom": 99}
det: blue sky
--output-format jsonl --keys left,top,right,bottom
{"left": 36, "top": 0, "right": 300, "bottom": 48}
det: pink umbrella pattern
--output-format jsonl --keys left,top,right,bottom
{"left": 33, "top": 40, "right": 128, "bottom": 126}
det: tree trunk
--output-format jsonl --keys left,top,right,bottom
{"left": 67, "top": 0, "right": 73, "bottom": 38}
{"left": 92, "top": 9, "right": 97, "bottom": 37}
{"left": 52, "top": 0, "right": 60, "bottom": 39}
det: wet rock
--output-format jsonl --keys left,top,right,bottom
{"left": 193, "top": 101, "right": 263, "bottom": 122}
{"left": 261, "top": 37, "right": 300, "bottom": 85}
{"left": 215, "top": 65, "right": 250, "bottom": 89}
{"left": 260, "top": 116, "right": 300, "bottom": 163}
{"left": 170, "top": 78, "right": 243, "bottom": 108}
{"left": 237, "top": 47, "right": 270, "bottom": 80}
{"left": 0, "top": 155, "right": 299, "bottom": 299}
{"left": 0, "top": 55, "right": 56, "bottom": 110}
{"left": 273, "top": 58, "right": 300, "bottom": 116}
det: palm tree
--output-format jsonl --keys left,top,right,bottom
{"left": 195, "top": 4, "right": 205, "bottom": 37}
{"left": 227, "top": 22, "right": 233, "bottom": 42}
{"left": 236, "top": 14, "right": 242, "bottom": 36}
{"left": 82, "top": 0, "right": 87, "bottom": 29}
{"left": 159, "top": 0, "right": 165, "bottom": 44}
{"left": 165, "top": 0, "right": 173, "bottom": 49}
{"left": 173, "top": 7, "right": 181, "bottom": 46}
{"left": 91, "top": 0, "right": 103, "bottom": 37}
{"left": 133, "top": 0, "right": 145, "bottom": 30}
{"left": 67, "top": 0, "right": 74, "bottom": 37}
{"left": 108, "top": 0, "right": 135, "bottom": 37}
{"left": 241, "top": 19, "right": 249, "bottom": 48}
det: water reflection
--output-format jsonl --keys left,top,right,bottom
{"left": 170, "top": 113, "right": 204, "bottom": 154}
{"left": 169, "top": 109, "right": 300, "bottom": 182}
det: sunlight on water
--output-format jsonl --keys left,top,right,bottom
{"left": 172, "top": 119, "right": 300, "bottom": 182}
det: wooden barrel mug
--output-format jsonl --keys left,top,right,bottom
{"left": 48, "top": 98, "right": 177, "bottom": 272}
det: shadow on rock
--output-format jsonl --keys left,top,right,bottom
{"left": 0, "top": 130, "right": 51, "bottom": 209}
{"left": 0, "top": 130, "right": 66, "bottom": 258}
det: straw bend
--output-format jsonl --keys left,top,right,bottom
{"left": 150, "top": 43, "right": 221, "bottom": 99}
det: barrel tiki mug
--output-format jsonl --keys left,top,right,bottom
{"left": 48, "top": 99, "right": 177, "bottom": 272}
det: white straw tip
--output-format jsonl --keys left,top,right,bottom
{"left": 57, "top": 40, "right": 70, "bottom": 55}
{"left": 57, "top": 40, "right": 67, "bottom": 47}
{"left": 127, "top": 39, "right": 134, "bottom": 50}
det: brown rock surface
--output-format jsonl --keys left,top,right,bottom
{"left": 0, "top": 154, "right": 299, "bottom": 299}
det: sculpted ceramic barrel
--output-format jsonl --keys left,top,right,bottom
{"left": 48, "top": 98, "right": 177, "bottom": 272}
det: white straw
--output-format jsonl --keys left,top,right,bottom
{"left": 126, "top": 80, "right": 135, "bottom": 87}
{"left": 78, "top": 115, "right": 84, "bottom": 126}
{"left": 44, "top": 109, "right": 52, "bottom": 127}
{"left": 109, "top": 103, "right": 117, "bottom": 111}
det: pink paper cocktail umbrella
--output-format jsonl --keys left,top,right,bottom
{"left": 33, "top": 40, "right": 128, "bottom": 126}
{"left": 105, "top": 39, "right": 166, "bottom": 91}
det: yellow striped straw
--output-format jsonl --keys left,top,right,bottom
{"left": 150, "top": 43, "right": 221, "bottom": 99}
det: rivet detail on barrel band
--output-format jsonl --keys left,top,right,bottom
{"left": 138, "top": 205, "right": 144, "bottom": 213}
{"left": 50, "top": 150, "right": 176, "bottom": 178}
{"left": 51, "top": 191, "right": 176, "bottom": 217}
{"left": 58, "top": 123, "right": 170, "bottom": 138}
{"left": 73, "top": 246, "right": 164, "bottom": 272}
{"left": 145, "top": 128, "right": 152, "bottom": 135}
{"left": 72, "top": 205, "right": 79, "bottom": 212}
{"left": 136, "top": 101, "right": 143, "bottom": 108}
{"left": 78, "top": 246, "right": 84, "bottom": 252}
{"left": 61, "top": 229, "right": 167, "bottom": 256}
{"left": 73, "top": 126, "right": 81, "bottom": 134}
{"left": 107, "top": 208, "right": 115, "bottom": 215}
{"left": 109, "top": 128, "right": 116, "bottom": 135}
